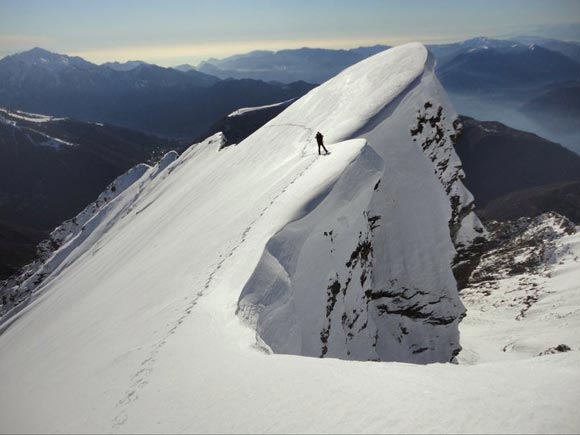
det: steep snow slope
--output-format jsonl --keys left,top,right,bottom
{"left": 237, "top": 45, "right": 484, "bottom": 362}
{"left": 0, "top": 44, "right": 576, "bottom": 434}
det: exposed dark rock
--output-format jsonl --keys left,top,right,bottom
{"left": 538, "top": 344, "right": 572, "bottom": 356}
{"left": 326, "top": 278, "right": 342, "bottom": 317}
{"left": 319, "top": 210, "right": 381, "bottom": 357}
{"left": 461, "top": 212, "right": 576, "bottom": 321}
{"left": 468, "top": 212, "right": 575, "bottom": 286}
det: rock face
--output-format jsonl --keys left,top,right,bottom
{"left": 1, "top": 44, "right": 484, "bottom": 365}
{"left": 469, "top": 212, "right": 575, "bottom": 286}
{"left": 462, "top": 212, "right": 576, "bottom": 322}
{"left": 538, "top": 344, "right": 572, "bottom": 356}
{"left": 237, "top": 44, "right": 484, "bottom": 363}
{"left": 410, "top": 106, "right": 487, "bottom": 289}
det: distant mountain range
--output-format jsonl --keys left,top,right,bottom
{"left": 0, "top": 107, "right": 179, "bottom": 278}
{"left": 101, "top": 60, "right": 150, "bottom": 71}
{"left": 435, "top": 40, "right": 580, "bottom": 92}
{"left": 194, "top": 37, "right": 580, "bottom": 85}
{"left": 0, "top": 48, "right": 315, "bottom": 139}
{"left": 193, "top": 37, "right": 580, "bottom": 154}
{"left": 192, "top": 99, "right": 580, "bottom": 225}
{"left": 1, "top": 38, "right": 579, "bottom": 279}
{"left": 510, "top": 35, "right": 580, "bottom": 65}
{"left": 197, "top": 45, "right": 390, "bottom": 83}
{"left": 429, "top": 37, "right": 580, "bottom": 155}
{"left": 172, "top": 64, "right": 196, "bottom": 72}
{"left": 520, "top": 81, "right": 580, "bottom": 134}
{"left": 2, "top": 38, "right": 579, "bottom": 151}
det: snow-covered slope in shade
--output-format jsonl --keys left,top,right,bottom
{"left": 0, "top": 43, "right": 576, "bottom": 434}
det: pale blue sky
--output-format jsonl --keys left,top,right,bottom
{"left": 1, "top": 0, "right": 579, "bottom": 65}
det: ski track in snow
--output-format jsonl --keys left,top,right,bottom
{"left": 113, "top": 126, "right": 320, "bottom": 429}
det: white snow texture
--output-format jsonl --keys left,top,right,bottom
{"left": 0, "top": 43, "right": 578, "bottom": 434}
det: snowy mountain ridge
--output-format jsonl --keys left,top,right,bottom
{"left": 0, "top": 159, "right": 163, "bottom": 320}
{"left": 1, "top": 43, "right": 577, "bottom": 433}
{"left": 1, "top": 42, "right": 482, "bottom": 363}
{"left": 235, "top": 44, "right": 484, "bottom": 362}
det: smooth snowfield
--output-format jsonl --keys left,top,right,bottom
{"left": 0, "top": 43, "right": 578, "bottom": 434}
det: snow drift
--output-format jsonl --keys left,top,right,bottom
{"left": 10, "top": 44, "right": 578, "bottom": 435}
{"left": 1, "top": 43, "right": 482, "bottom": 364}
{"left": 237, "top": 43, "right": 484, "bottom": 362}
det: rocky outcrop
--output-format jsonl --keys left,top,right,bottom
{"left": 237, "top": 44, "right": 473, "bottom": 364}
{"left": 461, "top": 212, "right": 576, "bottom": 321}
{"left": 469, "top": 212, "right": 575, "bottom": 285}
{"left": 410, "top": 102, "right": 487, "bottom": 289}
{"left": 538, "top": 344, "right": 572, "bottom": 356}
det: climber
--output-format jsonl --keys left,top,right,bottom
{"left": 315, "top": 131, "right": 329, "bottom": 155}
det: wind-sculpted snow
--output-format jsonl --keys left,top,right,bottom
{"left": 238, "top": 43, "right": 477, "bottom": 362}
{"left": 4, "top": 45, "right": 565, "bottom": 434}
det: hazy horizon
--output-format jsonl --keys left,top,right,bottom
{"left": 1, "top": 0, "right": 579, "bottom": 66}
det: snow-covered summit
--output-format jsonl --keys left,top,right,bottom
{"left": 9, "top": 44, "right": 574, "bottom": 434}
{"left": 235, "top": 42, "right": 483, "bottom": 362}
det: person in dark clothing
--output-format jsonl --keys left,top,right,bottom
{"left": 315, "top": 131, "right": 329, "bottom": 155}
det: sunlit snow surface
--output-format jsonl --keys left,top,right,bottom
{"left": 227, "top": 98, "right": 296, "bottom": 117}
{"left": 0, "top": 43, "right": 578, "bottom": 433}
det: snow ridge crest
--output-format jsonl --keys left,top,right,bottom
{"left": 238, "top": 43, "right": 476, "bottom": 363}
